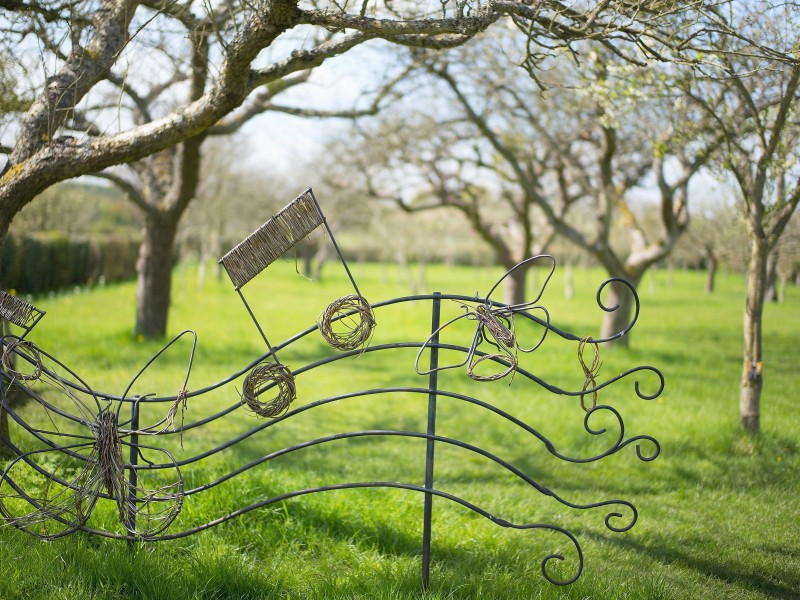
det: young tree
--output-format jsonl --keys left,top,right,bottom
{"left": 676, "top": 9, "right": 800, "bottom": 434}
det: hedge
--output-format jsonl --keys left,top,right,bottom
{"left": 1, "top": 233, "right": 140, "bottom": 293}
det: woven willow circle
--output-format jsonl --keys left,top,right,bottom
{"left": 467, "top": 352, "right": 518, "bottom": 382}
{"left": 1, "top": 339, "right": 43, "bottom": 381}
{"left": 241, "top": 362, "right": 296, "bottom": 418}
{"left": 318, "top": 295, "right": 376, "bottom": 352}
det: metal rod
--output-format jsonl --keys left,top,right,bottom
{"left": 0, "top": 259, "right": 661, "bottom": 588}
{"left": 421, "top": 292, "right": 441, "bottom": 590}
{"left": 127, "top": 398, "right": 140, "bottom": 540}
{"left": 236, "top": 288, "right": 282, "bottom": 364}
{"left": 307, "top": 189, "right": 363, "bottom": 298}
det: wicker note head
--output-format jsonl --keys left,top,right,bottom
{"left": 318, "top": 295, "right": 376, "bottom": 352}
{"left": 0, "top": 290, "right": 45, "bottom": 335}
{"left": 219, "top": 189, "right": 323, "bottom": 289}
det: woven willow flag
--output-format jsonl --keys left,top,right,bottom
{"left": 220, "top": 187, "right": 375, "bottom": 356}
{"left": 0, "top": 290, "right": 45, "bottom": 337}
{"left": 220, "top": 189, "right": 324, "bottom": 290}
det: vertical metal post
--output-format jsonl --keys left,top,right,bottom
{"left": 236, "top": 288, "right": 282, "bottom": 363}
{"left": 308, "top": 189, "right": 363, "bottom": 298}
{"left": 126, "top": 398, "right": 140, "bottom": 540}
{"left": 421, "top": 292, "right": 441, "bottom": 590}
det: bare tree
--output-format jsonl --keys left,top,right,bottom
{"left": 675, "top": 9, "right": 800, "bottom": 434}
{"left": 340, "top": 39, "right": 720, "bottom": 344}
{"left": 3, "top": 0, "right": 797, "bottom": 252}
{"left": 3, "top": 0, "right": 734, "bottom": 340}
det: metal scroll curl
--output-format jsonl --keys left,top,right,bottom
{"left": 589, "top": 277, "right": 640, "bottom": 343}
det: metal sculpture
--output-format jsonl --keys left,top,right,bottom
{"left": 218, "top": 189, "right": 375, "bottom": 416}
{"left": 0, "top": 328, "right": 193, "bottom": 539}
{"left": 415, "top": 254, "right": 555, "bottom": 381}
{"left": 0, "top": 190, "right": 664, "bottom": 588}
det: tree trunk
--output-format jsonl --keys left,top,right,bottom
{"left": 0, "top": 404, "right": 11, "bottom": 457}
{"left": 0, "top": 222, "right": 16, "bottom": 456}
{"left": 740, "top": 238, "right": 768, "bottom": 434}
{"left": 312, "top": 243, "right": 330, "bottom": 282}
{"left": 764, "top": 247, "right": 779, "bottom": 302}
{"left": 197, "top": 254, "right": 207, "bottom": 290}
{"left": 135, "top": 214, "right": 178, "bottom": 339}
{"left": 705, "top": 251, "right": 717, "bottom": 294}
{"left": 599, "top": 276, "right": 640, "bottom": 347}
{"left": 564, "top": 262, "right": 574, "bottom": 300}
{"left": 503, "top": 262, "right": 528, "bottom": 306}
{"left": 298, "top": 240, "right": 314, "bottom": 279}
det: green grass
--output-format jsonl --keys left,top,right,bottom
{"left": 1, "top": 260, "right": 798, "bottom": 599}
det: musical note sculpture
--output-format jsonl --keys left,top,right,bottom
{"left": 0, "top": 189, "right": 664, "bottom": 588}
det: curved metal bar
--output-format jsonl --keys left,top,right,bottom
{"left": 2, "top": 402, "right": 95, "bottom": 462}
{"left": 286, "top": 342, "right": 664, "bottom": 403}
{"left": 0, "top": 433, "right": 94, "bottom": 485}
{"left": 19, "top": 278, "right": 643, "bottom": 404}
{"left": 414, "top": 310, "right": 479, "bottom": 376}
{"left": 0, "top": 441, "right": 100, "bottom": 538}
{"left": 0, "top": 471, "right": 89, "bottom": 539}
{"left": 0, "top": 381, "right": 88, "bottom": 428}
{"left": 484, "top": 255, "right": 556, "bottom": 311}
{"left": 130, "top": 383, "right": 653, "bottom": 470}
{"left": 515, "top": 305, "right": 550, "bottom": 354}
{"left": 590, "top": 278, "right": 640, "bottom": 343}
{"left": 78, "top": 480, "right": 584, "bottom": 584}
{"left": 164, "top": 428, "right": 637, "bottom": 534}
{"left": 2, "top": 340, "right": 661, "bottom": 446}
{"left": 117, "top": 330, "right": 197, "bottom": 428}
{"left": 159, "top": 341, "right": 661, "bottom": 436}
{"left": 1, "top": 335, "right": 103, "bottom": 423}
{"left": 135, "top": 341, "right": 663, "bottom": 437}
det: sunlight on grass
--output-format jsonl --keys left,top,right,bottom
{"left": 1, "top": 260, "right": 798, "bottom": 599}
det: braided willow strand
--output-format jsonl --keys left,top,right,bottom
{"left": 473, "top": 305, "right": 516, "bottom": 348}
{"left": 0, "top": 290, "right": 39, "bottom": 329}
{"left": 1, "top": 339, "right": 43, "bottom": 381}
{"left": 578, "top": 337, "right": 601, "bottom": 412}
{"left": 220, "top": 191, "right": 323, "bottom": 288}
{"left": 467, "top": 352, "right": 518, "bottom": 382}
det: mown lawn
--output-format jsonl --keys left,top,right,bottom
{"left": 0, "top": 260, "right": 798, "bottom": 600}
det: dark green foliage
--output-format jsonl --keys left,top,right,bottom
{"left": 0, "top": 233, "right": 140, "bottom": 293}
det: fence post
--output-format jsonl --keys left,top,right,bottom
{"left": 421, "top": 292, "right": 441, "bottom": 590}
{"left": 126, "top": 398, "right": 140, "bottom": 540}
